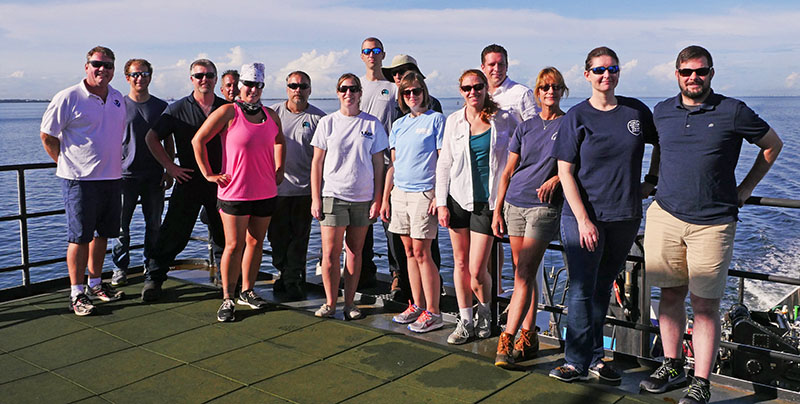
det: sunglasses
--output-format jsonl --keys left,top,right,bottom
{"left": 539, "top": 84, "right": 563, "bottom": 92}
{"left": 589, "top": 65, "right": 620, "bottom": 75}
{"left": 126, "top": 71, "right": 151, "bottom": 79}
{"left": 191, "top": 72, "right": 216, "bottom": 80}
{"left": 89, "top": 60, "right": 114, "bottom": 69}
{"left": 460, "top": 83, "right": 485, "bottom": 93}
{"left": 287, "top": 83, "right": 310, "bottom": 90}
{"left": 361, "top": 47, "right": 383, "bottom": 55}
{"left": 402, "top": 88, "right": 423, "bottom": 97}
{"left": 338, "top": 85, "right": 361, "bottom": 93}
{"left": 242, "top": 80, "right": 265, "bottom": 89}
{"left": 678, "top": 67, "right": 712, "bottom": 77}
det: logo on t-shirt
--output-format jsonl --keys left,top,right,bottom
{"left": 415, "top": 127, "right": 431, "bottom": 135}
{"left": 114, "top": 99, "right": 121, "bottom": 107}
{"left": 302, "top": 121, "right": 310, "bottom": 128}
{"left": 627, "top": 120, "right": 641, "bottom": 136}
{"left": 551, "top": 132, "right": 558, "bottom": 141}
{"left": 381, "top": 89, "right": 389, "bottom": 96}
{"left": 361, "top": 130, "right": 374, "bottom": 139}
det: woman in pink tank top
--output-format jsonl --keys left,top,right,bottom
{"left": 193, "top": 63, "right": 286, "bottom": 322}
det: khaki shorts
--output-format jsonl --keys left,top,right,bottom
{"left": 388, "top": 188, "right": 438, "bottom": 239}
{"left": 318, "top": 197, "right": 375, "bottom": 227}
{"left": 503, "top": 202, "right": 560, "bottom": 241}
{"left": 644, "top": 201, "right": 736, "bottom": 299}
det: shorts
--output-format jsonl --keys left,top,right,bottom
{"left": 503, "top": 202, "right": 560, "bottom": 241}
{"left": 446, "top": 196, "right": 493, "bottom": 236}
{"left": 387, "top": 188, "right": 438, "bottom": 239}
{"left": 644, "top": 201, "right": 736, "bottom": 299}
{"left": 61, "top": 179, "right": 122, "bottom": 244}
{"left": 318, "top": 197, "right": 375, "bottom": 227}
{"left": 217, "top": 197, "right": 277, "bottom": 217}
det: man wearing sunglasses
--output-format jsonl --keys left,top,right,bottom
{"left": 268, "top": 71, "right": 326, "bottom": 300}
{"left": 480, "top": 44, "right": 539, "bottom": 122}
{"left": 641, "top": 45, "right": 783, "bottom": 404}
{"left": 142, "top": 59, "right": 228, "bottom": 301}
{"left": 40, "top": 46, "right": 127, "bottom": 315}
{"left": 110, "top": 59, "right": 170, "bottom": 289}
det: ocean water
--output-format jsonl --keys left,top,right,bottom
{"left": 0, "top": 96, "right": 798, "bottom": 312}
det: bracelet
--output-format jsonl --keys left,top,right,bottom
{"left": 644, "top": 174, "right": 659, "bottom": 186}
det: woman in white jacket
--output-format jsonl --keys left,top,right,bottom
{"left": 436, "top": 69, "right": 519, "bottom": 344}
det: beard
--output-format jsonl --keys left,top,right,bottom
{"left": 681, "top": 79, "right": 711, "bottom": 100}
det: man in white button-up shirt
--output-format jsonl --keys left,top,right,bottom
{"left": 481, "top": 44, "right": 539, "bottom": 122}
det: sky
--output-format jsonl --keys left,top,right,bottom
{"left": 1, "top": 0, "right": 800, "bottom": 100}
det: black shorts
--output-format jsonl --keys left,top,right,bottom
{"left": 447, "top": 196, "right": 493, "bottom": 236}
{"left": 217, "top": 197, "right": 277, "bottom": 217}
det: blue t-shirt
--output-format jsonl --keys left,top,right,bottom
{"left": 470, "top": 128, "right": 491, "bottom": 203}
{"left": 553, "top": 96, "right": 657, "bottom": 221}
{"left": 389, "top": 110, "right": 445, "bottom": 192}
{"left": 506, "top": 115, "right": 563, "bottom": 208}
{"left": 653, "top": 92, "right": 769, "bottom": 224}
{"left": 122, "top": 95, "right": 168, "bottom": 179}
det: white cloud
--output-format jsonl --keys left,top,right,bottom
{"left": 508, "top": 59, "right": 521, "bottom": 67}
{"left": 647, "top": 61, "right": 675, "bottom": 82}
{"left": 426, "top": 70, "right": 440, "bottom": 80}
{"left": 268, "top": 49, "right": 350, "bottom": 97}
{"left": 9, "top": 71, "right": 23, "bottom": 78}
{"left": 219, "top": 46, "right": 245, "bottom": 71}
{"left": 621, "top": 59, "right": 638, "bottom": 72}
{"left": 786, "top": 72, "right": 800, "bottom": 88}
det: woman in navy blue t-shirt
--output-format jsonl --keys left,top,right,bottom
{"left": 550, "top": 47, "right": 656, "bottom": 383}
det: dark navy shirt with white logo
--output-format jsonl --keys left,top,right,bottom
{"left": 653, "top": 92, "right": 769, "bottom": 224}
{"left": 505, "top": 115, "right": 563, "bottom": 209}
{"left": 553, "top": 96, "right": 656, "bottom": 221}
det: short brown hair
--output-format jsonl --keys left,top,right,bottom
{"left": 189, "top": 58, "right": 217, "bottom": 75}
{"left": 286, "top": 70, "right": 311, "bottom": 84}
{"left": 124, "top": 59, "right": 152, "bottom": 75}
{"left": 534, "top": 67, "right": 569, "bottom": 107}
{"left": 397, "top": 71, "right": 430, "bottom": 114}
{"left": 361, "top": 37, "right": 384, "bottom": 50}
{"left": 459, "top": 69, "right": 498, "bottom": 124}
{"left": 676, "top": 45, "right": 713, "bottom": 69}
{"left": 481, "top": 44, "right": 508, "bottom": 65}
{"left": 86, "top": 46, "right": 115, "bottom": 62}
{"left": 336, "top": 73, "right": 361, "bottom": 90}
{"left": 584, "top": 46, "right": 619, "bottom": 71}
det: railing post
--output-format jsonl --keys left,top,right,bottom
{"left": 16, "top": 168, "right": 30, "bottom": 288}
{"left": 490, "top": 239, "right": 500, "bottom": 335}
{"left": 738, "top": 277, "right": 745, "bottom": 304}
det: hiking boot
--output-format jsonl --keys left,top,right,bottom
{"left": 474, "top": 304, "right": 491, "bottom": 338}
{"left": 512, "top": 327, "right": 539, "bottom": 361}
{"left": 639, "top": 357, "right": 687, "bottom": 393}
{"left": 315, "top": 304, "right": 335, "bottom": 318}
{"left": 217, "top": 298, "right": 235, "bottom": 322}
{"left": 343, "top": 305, "right": 363, "bottom": 321}
{"left": 495, "top": 332, "right": 516, "bottom": 369}
{"left": 86, "top": 282, "right": 124, "bottom": 302}
{"left": 679, "top": 376, "right": 711, "bottom": 404}
{"left": 141, "top": 280, "right": 162, "bottom": 302}
{"left": 237, "top": 289, "right": 268, "bottom": 309}
{"left": 111, "top": 269, "right": 128, "bottom": 287}
{"left": 393, "top": 302, "right": 423, "bottom": 324}
{"left": 447, "top": 317, "right": 475, "bottom": 345}
{"left": 69, "top": 293, "right": 95, "bottom": 316}
{"left": 590, "top": 360, "right": 621, "bottom": 382}
{"left": 408, "top": 310, "right": 443, "bottom": 333}
{"left": 549, "top": 364, "right": 590, "bottom": 382}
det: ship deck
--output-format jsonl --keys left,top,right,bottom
{"left": 0, "top": 271, "right": 791, "bottom": 404}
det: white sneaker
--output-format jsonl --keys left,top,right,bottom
{"left": 343, "top": 305, "right": 363, "bottom": 320}
{"left": 474, "top": 304, "right": 491, "bottom": 338}
{"left": 408, "top": 311, "right": 443, "bottom": 333}
{"left": 315, "top": 304, "right": 335, "bottom": 318}
{"left": 393, "top": 303, "right": 423, "bottom": 324}
{"left": 447, "top": 317, "right": 474, "bottom": 344}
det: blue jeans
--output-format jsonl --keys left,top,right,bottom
{"left": 112, "top": 176, "right": 164, "bottom": 271}
{"left": 561, "top": 215, "right": 640, "bottom": 373}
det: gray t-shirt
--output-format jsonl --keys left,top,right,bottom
{"left": 123, "top": 95, "right": 168, "bottom": 179}
{"left": 360, "top": 77, "right": 397, "bottom": 135}
{"left": 269, "top": 101, "right": 326, "bottom": 196}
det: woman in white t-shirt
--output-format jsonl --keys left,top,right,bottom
{"left": 310, "top": 73, "right": 388, "bottom": 320}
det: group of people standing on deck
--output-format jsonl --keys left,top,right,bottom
{"left": 41, "top": 38, "right": 783, "bottom": 404}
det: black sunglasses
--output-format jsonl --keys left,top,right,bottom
{"left": 89, "top": 60, "right": 114, "bottom": 69}
{"left": 539, "top": 84, "right": 563, "bottom": 92}
{"left": 191, "top": 72, "right": 216, "bottom": 80}
{"left": 361, "top": 47, "right": 383, "bottom": 55}
{"left": 678, "top": 67, "right": 712, "bottom": 77}
{"left": 126, "top": 72, "right": 151, "bottom": 79}
{"left": 402, "top": 88, "right": 423, "bottom": 97}
{"left": 460, "top": 83, "right": 485, "bottom": 93}
{"left": 287, "top": 83, "right": 310, "bottom": 90}
{"left": 242, "top": 80, "right": 265, "bottom": 89}
{"left": 589, "top": 65, "right": 620, "bottom": 75}
{"left": 337, "top": 85, "right": 361, "bottom": 93}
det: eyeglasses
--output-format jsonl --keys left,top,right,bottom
{"left": 460, "top": 83, "right": 485, "bottom": 93}
{"left": 402, "top": 88, "right": 423, "bottom": 97}
{"left": 242, "top": 80, "right": 265, "bottom": 89}
{"left": 392, "top": 69, "right": 409, "bottom": 77}
{"left": 338, "top": 85, "right": 361, "bottom": 93}
{"left": 126, "top": 72, "right": 151, "bottom": 79}
{"left": 678, "top": 67, "right": 712, "bottom": 77}
{"left": 191, "top": 72, "right": 216, "bottom": 80}
{"left": 89, "top": 60, "right": 114, "bottom": 69}
{"left": 589, "top": 65, "right": 620, "bottom": 75}
{"left": 287, "top": 83, "right": 310, "bottom": 90}
{"left": 539, "top": 84, "right": 563, "bottom": 92}
{"left": 361, "top": 47, "right": 383, "bottom": 56}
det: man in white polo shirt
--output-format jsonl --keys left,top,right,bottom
{"left": 480, "top": 44, "right": 539, "bottom": 122}
{"left": 40, "top": 45, "right": 126, "bottom": 316}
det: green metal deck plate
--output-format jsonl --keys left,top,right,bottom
{"left": 253, "top": 360, "right": 384, "bottom": 403}
{"left": 142, "top": 323, "right": 260, "bottom": 363}
{"left": 269, "top": 319, "right": 384, "bottom": 359}
{"left": 194, "top": 340, "right": 317, "bottom": 384}
{"left": 329, "top": 334, "right": 450, "bottom": 380}
{"left": 100, "top": 364, "right": 243, "bottom": 404}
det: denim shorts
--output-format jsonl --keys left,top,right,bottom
{"left": 217, "top": 197, "right": 277, "bottom": 217}
{"left": 61, "top": 179, "right": 122, "bottom": 243}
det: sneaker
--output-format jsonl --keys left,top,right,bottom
{"left": 315, "top": 304, "right": 335, "bottom": 318}
{"left": 474, "top": 304, "right": 491, "bottom": 338}
{"left": 639, "top": 357, "right": 687, "bottom": 393}
{"left": 86, "top": 282, "right": 124, "bottom": 302}
{"left": 284, "top": 283, "right": 305, "bottom": 301}
{"left": 512, "top": 327, "right": 540, "bottom": 361}
{"left": 111, "top": 269, "right": 128, "bottom": 287}
{"left": 408, "top": 311, "right": 443, "bottom": 333}
{"left": 590, "top": 360, "right": 621, "bottom": 382}
{"left": 236, "top": 289, "right": 268, "bottom": 309}
{"left": 393, "top": 302, "right": 423, "bottom": 324}
{"left": 141, "top": 280, "right": 162, "bottom": 302}
{"left": 343, "top": 305, "right": 363, "bottom": 320}
{"left": 447, "top": 317, "right": 475, "bottom": 345}
{"left": 495, "top": 332, "right": 516, "bottom": 369}
{"left": 69, "top": 293, "right": 95, "bottom": 316}
{"left": 679, "top": 376, "right": 711, "bottom": 404}
{"left": 217, "top": 299, "right": 235, "bottom": 322}
{"left": 549, "top": 364, "right": 591, "bottom": 382}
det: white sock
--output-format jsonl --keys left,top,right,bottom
{"left": 88, "top": 277, "right": 102, "bottom": 289}
{"left": 71, "top": 284, "right": 85, "bottom": 298}
{"left": 459, "top": 307, "right": 474, "bottom": 327}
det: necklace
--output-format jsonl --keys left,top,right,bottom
{"left": 541, "top": 114, "right": 563, "bottom": 131}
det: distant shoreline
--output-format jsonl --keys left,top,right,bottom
{"left": 0, "top": 99, "right": 49, "bottom": 103}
